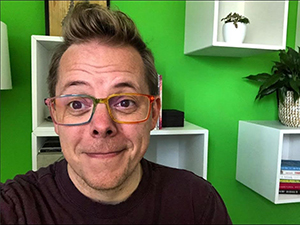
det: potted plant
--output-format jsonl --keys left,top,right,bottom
{"left": 245, "top": 47, "right": 300, "bottom": 127}
{"left": 221, "top": 12, "right": 250, "bottom": 43}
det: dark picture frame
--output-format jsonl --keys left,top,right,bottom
{"left": 45, "top": 0, "right": 110, "bottom": 36}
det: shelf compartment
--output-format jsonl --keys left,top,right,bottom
{"left": 184, "top": 1, "right": 288, "bottom": 57}
{"left": 31, "top": 35, "right": 63, "bottom": 131}
{"left": 236, "top": 120, "right": 300, "bottom": 204}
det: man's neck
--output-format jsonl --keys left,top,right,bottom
{"left": 67, "top": 162, "right": 143, "bottom": 204}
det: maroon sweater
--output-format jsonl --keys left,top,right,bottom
{"left": 1, "top": 159, "right": 232, "bottom": 224}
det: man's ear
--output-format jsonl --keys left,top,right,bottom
{"left": 50, "top": 108, "right": 60, "bottom": 135}
{"left": 150, "top": 97, "right": 161, "bottom": 130}
{"left": 54, "top": 123, "right": 59, "bottom": 135}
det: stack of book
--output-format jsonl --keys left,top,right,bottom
{"left": 40, "top": 137, "right": 61, "bottom": 152}
{"left": 155, "top": 74, "right": 163, "bottom": 130}
{"left": 279, "top": 159, "right": 300, "bottom": 194}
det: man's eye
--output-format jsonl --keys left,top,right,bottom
{"left": 69, "top": 101, "right": 84, "bottom": 109}
{"left": 116, "top": 99, "right": 138, "bottom": 108}
{"left": 119, "top": 100, "right": 133, "bottom": 107}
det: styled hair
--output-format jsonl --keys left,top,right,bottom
{"left": 47, "top": 2, "right": 158, "bottom": 97}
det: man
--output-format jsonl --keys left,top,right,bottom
{"left": 1, "top": 2, "right": 232, "bottom": 224}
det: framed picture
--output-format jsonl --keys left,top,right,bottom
{"left": 45, "top": 0, "right": 109, "bottom": 36}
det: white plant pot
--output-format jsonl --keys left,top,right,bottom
{"left": 222, "top": 22, "right": 247, "bottom": 44}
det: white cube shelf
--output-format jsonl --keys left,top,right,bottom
{"left": 184, "top": 1, "right": 289, "bottom": 57}
{"left": 31, "top": 35, "right": 209, "bottom": 179}
{"left": 31, "top": 35, "right": 63, "bottom": 131}
{"left": 236, "top": 121, "right": 300, "bottom": 204}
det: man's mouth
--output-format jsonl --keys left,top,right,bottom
{"left": 85, "top": 149, "right": 125, "bottom": 159}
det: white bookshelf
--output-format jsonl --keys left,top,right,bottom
{"left": 184, "top": 1, "right": 289, "bottom": 57}
{"left": 31, "top": 35, "right": 209, "bottom": 179}
{"left": 236, "top": 120, "right": 300, "bottom": 204}
{"left": 31, "top": 35, "right": 63, "bottom": 131}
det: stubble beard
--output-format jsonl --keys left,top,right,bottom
{"left": 68, "top": 157, "right": 142, "bottom": 203}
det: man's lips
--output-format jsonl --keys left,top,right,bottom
{"left": 85, "top": 149, "right": 125, "bottom": 158}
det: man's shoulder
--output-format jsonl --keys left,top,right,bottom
{"left": 1, "top": 159, "right": 65, "bottom": 194}
{"left": 141, "top": 159, "right": 233, "bottom": 224}
{"left": 142, "top": 159, "right": 212, "bottom": 193}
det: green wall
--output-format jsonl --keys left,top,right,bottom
{"left": 1, "top": 1, "right": 299, "bottom": 224}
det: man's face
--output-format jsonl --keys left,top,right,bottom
{"left": 54, "top": 40, "right": 160, "bottom": 198}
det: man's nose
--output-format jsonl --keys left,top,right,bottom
{"left": 89, "top": 103, "right": 117, "bottom": 137}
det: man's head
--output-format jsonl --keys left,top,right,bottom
{"left": 46, "top": 2, "right": 161, "bottom": 203}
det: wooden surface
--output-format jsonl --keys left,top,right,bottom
{"left": 48, "top": 0, "right": 107, "bottom": 36}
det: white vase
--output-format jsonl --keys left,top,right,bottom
{"left": 222, "top": 22, "right": 247, "bottom": 44}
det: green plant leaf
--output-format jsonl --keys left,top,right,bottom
{"left": 245, "top": 73, "right": 271, "bottom": 82}
{"left": 259, "top": 73, "right": 281, "bottom": 92}
{"left": 277, "top": 88, "right": 287, "bottom": 104}
{"left": 256, "top": 85, "right": 278, "bottom": 100}
{"left": 294, "top": 92, "right": 300, "bottom": 102}
{"left": 221, "top": 12, "right": 250, "bottom": 24}
{"left": 289, "top": 79, "right": 300, "bottom": 96}
{"left": 256, "top": 78, "right": 287, "bottom": 102}
{"left": 287, "top": 47, "right": 299, "bottom": 59}
{"left": 244, "top": 46, "right": 300, "bottom": 101}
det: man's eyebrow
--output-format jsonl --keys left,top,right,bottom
{"left": 61, "top": 80, "right": 89, "bottom": 92}
{"left": 113, "top": 81, "right": 137, "bottom": 90}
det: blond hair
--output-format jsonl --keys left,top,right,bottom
{"left": 48, "top": 2, "right": 158, "bottom": 97}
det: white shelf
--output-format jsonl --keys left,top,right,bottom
{"left": 236, "top": 120, "right": 300, "bottom": 204}
{"left": 184, "top": 1, "right": 289, "bottom": 57}
{"left": 31, "top": 35, "right": 209, "bottom": 180}
{"left": 31, "top": 35, "right": 63, "bottom": 131}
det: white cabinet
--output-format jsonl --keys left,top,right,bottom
{"left": 31, "top": 35, "right": 209, "bottom": 179}
{"left": 236, "top": 121, "right": 300, "bottom": 204}
{"left": 184, "top": 1, "right": 289, "bottom": 57}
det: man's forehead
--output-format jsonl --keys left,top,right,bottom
{"left": 56, "top": 42, "right": 149, "bottom": 95}
{"left": 60, "top": 41, "right": 144, "bottom": 72}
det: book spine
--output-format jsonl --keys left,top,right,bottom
{"left": 158, "top": 74, "right": 162, "bottom": 130}
{"left": 281, "top": 166, "right": 300, "bottom": 171}
{"left": 280, "top": 179, "right": 300, "bottom": 183}
{"left": 279, "top": 183, "right": 300, "bottom": 190}
{"left": 279, "top": 174, "right": 300, "bottom": 180}
{"left": 279, "top": 189, "right": 300, "bottom": 194}
{"left": 155, "top": 74, "right": 163, "bottom": 130}
{"left": 281, "top": 170, "right": 300, "bottom": 175}
{"left": 281, "top": 160, "right": 300, "bottom": 171}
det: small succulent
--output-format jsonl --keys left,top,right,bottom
{"left": 221, "top": 12, "right": 250, "bottom": 28}
{"left": 245, "top": 47, "right": 300, "bottom": 103}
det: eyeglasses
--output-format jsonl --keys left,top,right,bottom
{"left": 44, "top": 93, "right": 156, "bottom": 126}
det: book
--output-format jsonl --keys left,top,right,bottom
{"left": 281, "top": 169, "right": 300, "bottom": 175}
{"left": 281, "top": 159, "right": 300, "bottom": 170}
{"left": 280, "top": 179, "right": 300, "bottom": 183}
{"left": 40, "top": 138, "right": 61, "bottom": 152}
{"left": 155, "top": 74, "right": 163, "bottom": 130}
{"left": 279, "top": 174, "right": 300, "bottom": 180}
{"left": 279, "top": 189, "right": 300, "bottom": 194}
{"left": 279, "top": 182, "right": 300, "bottom": 190}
